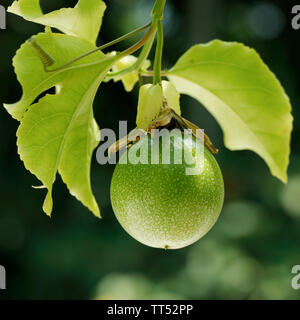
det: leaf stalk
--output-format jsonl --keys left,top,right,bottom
{"left": 31, "top": 22, "right": 152, "bottom": 73}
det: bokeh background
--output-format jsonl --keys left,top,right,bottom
{"left": 0, "top": 0, "right": 300, "bottom": 299}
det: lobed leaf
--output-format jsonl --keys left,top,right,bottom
{"left": 5, "top": 31, "right": 116, "bottom": 217}
{"left": 168, "top": 40, "right": 293, "bottom": 183}
{"left": 8, "top": 0, "right": 106, "bottom": 44}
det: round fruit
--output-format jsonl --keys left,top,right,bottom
{"left": 110, "top": 130, "right": 224, "bottom": 249}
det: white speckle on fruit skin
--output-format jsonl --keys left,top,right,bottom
{"left": 110, "top": 132, "right": 224, "bottom": 249}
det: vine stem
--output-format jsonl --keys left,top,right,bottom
{"left": 106, "top": 0, "right": 166, "bottom": 81}
{"left": 151, "top": 0, "right": 166, "bottom": 21}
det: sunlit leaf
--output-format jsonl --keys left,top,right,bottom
{"left": 4, "top": 31, "right": 116, "bottom": 217}
{"left": 168, "top": 40, "right": 293, "bottom": 182}
{"left": 8, "top": 0, "right": 106, "bottom": 44}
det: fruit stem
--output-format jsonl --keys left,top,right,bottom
{"left": 153, "top": 20, "right": 164, "bottom": 85}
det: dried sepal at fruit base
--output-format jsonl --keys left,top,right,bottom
{"left": 108, "top": 102, "right": 219, "bottom": 157}
{"left": 147, "top": 106, "right": 219, "bottom": 154}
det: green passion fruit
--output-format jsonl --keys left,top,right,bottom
{"left": 110, "top": 130, "right": 224, "bottom": 249}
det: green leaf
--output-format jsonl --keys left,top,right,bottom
{"left": 5, "top": 31, "right": 116, "bottom": 217}
{"left": 136, "top": 80, "right": 181, "bottom": 130}
{"left": 8, "top": 0, "right": 106, "bottom": 44}
{"left": 168, "top": 40, "right": 293, "bottom": 183}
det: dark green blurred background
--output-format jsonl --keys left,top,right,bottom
{"left": 0, "top": 0, "right": 300, "bottom": 299}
